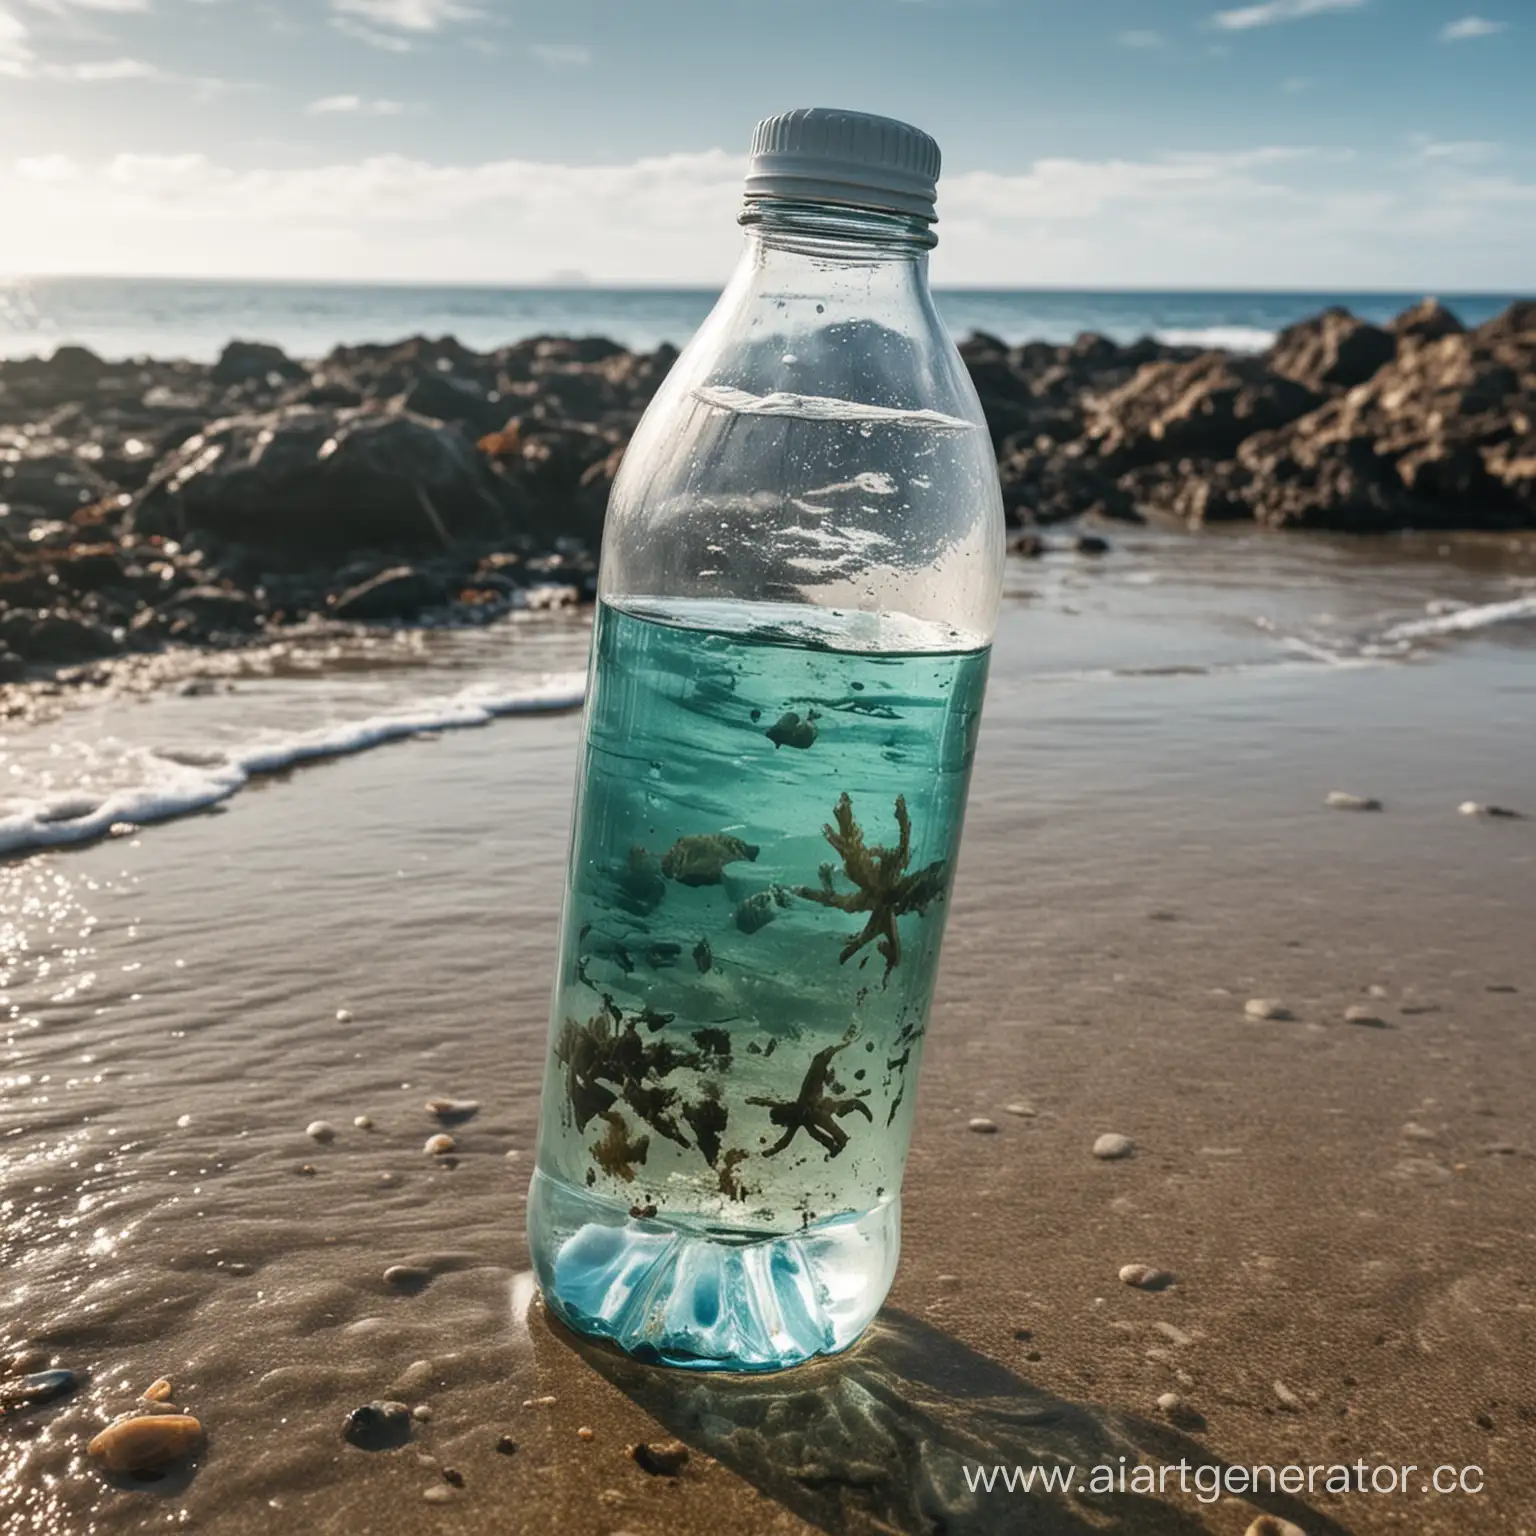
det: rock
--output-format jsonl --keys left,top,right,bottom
{"left": 424, "top": 1133, "right": 456, "bottom": 1156}
{"left": 1459, "top": 800, "right": 1523, "bottom": 819}
{"left": 398, "top": 371, "right": 507, "bottom": 434}
{"left": 336, "top": 1008, "right": 354, "bottom": 1022}
{"left": 142, "top": 1378, "right": 174, "bottom": 1403}
{"left": 306, "top": 1120, "right": 337, "bottom": 1143}
{"left": 344, "top": 1400, "right": 412, "bottom": 1450}
{"left": 968, "top": 1117, "right": 999, "bottom": 1134}
{"left": 630, "top": 1439, "right": 690, "bottom": 1476}
{"left": 160, "top": 585, "right": 263, "bottom": 635}
{"left": 1245, "top": 1519, "right": 1307, "bottom": 1536}
{"left": 425, "top": 1097, "right": 479, "bottom": 1123}
{"left": 385, "top": 1264, "right": 432, "bottom": 1290}
{"left": 1343, "top": 1005, "right": 1388, "bottom": 1028}
{"left": 1245, "top": 998, "right": 1292, "bottom": 1021}
{"left": 1119, "top": 1264, "right": 1173, "bottom": 1290}
{"left": 211, "top": 340, "right": 306, "bottom": 388}
{"left": 1391, "top": 297, "right": 1465, "bottom": 343}
{"left": 354, "top": 1115, "right": 373, "bottom": 1129}
{"left": 332, "top": 566, "right": 447, "bottom": 622}
{"left": 423, "top": 1485, "right": 455, "bottom": 1504}
{"left": 1006, "top": 528, "right": 1046, "bottom": 557}
{"left": 1092, "top": 1133, "right": 1135, "bottom": 1160}
{"left": 1074, "top": 533, "right": 1111, "bottom": 556}
{"left": 1266, "top": 306, "right": 1396, "bottom": 392}
{"left": 0, "top": 1369, "right": 80, "bottom": 1413}
{"left": 131, "top": 406, "right": 524, "bottom": 555}
{"left": 87, "top": 1413, "right": 203, "bottom": 1473}
{"left": 1004, "top": 1102, "right": 1036, "bottom": 1117}
{"left": 1271, "top": 1379, "right": 1303, "bottom": 1411}
{"left": 1155, "top": 1391, "right": 1183, "bottom": 1415}
{"left": 412, "top": 1404, "right": 433, "bottom": 1421}
{"left": 496, "top": 1435, "right": 518, "bottom": 1454}
{"left": 1086, "top": 353, "right": 1321, "bottom": 469}
{"left": 577, "top": 1425, "right": 595, "bottom": 1441}
{"left": 1326, "top": 791, "right": 1382, "bottom": 811}
{"left": 0, "top": 611, "right": 119, "bottom": 665}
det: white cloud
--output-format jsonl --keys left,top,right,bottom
{"left": 331, "top": 19, "right": 411, "bottom": 52}
{"left": 1213, "top": 0, "right": 1364, "bottom": 30}
{"left": 0, "top": 8, "right": 35, "bottom": 75}
{"left": 531, "top": 42, "right": 590, "bottom": 68}
{"left": 331, "top": 0, "right": 478, "bottom": 31}
{"left": 1440, "top": 15, "right": 1506, "bottom": 39}
{"left": 308, "top": 93, "right": 409, "bottom": 114}
{"left": 1411, "top": 135, "right": 1500, "bottom": 162}
{"left": 41, "top": 54, "right": 153, "bottom": 76}
{"left": 20, "top": 0, "right": 150, "bottom": 12}
{"left": 3, "top": 143, "right": 1533, "bottom": 290}
{"left": 1117, "top": 29, "right": 1165, "bottom": 47}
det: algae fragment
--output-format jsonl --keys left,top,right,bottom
{"left": 660, "top": 833, "right": 759, "bottom": 887}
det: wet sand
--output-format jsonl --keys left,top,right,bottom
{"left": 3, "top": 537, "right": 1535, "bottom": 1534}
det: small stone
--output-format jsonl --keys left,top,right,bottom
{"left": 968, "top": 1117, "right": 998, "bottom": 1134}
{"left": 424, "top": 1133, "right": 456, "bottom": 1156}
{"left": 1344, "top": 1005, "right": 1388, "bottom": 1028}
{"left": 142, "top": 1378, "right": 174, "bottom": 1403}
{"left": 1401, "top": 1122, "right": 1437, "bottom": 1142}
{"left": 385, "top": 1264, "right": 433, "bottom": 1291}
{"left": 296, "top": 1163, "right": 317, "bottom": 1177}
{"left": 1004, "top": 1102, "right": 1036, "bottom": 1117}
{"left": 1092, "top": 1133, "right": 1135, "bottom": 1160}
{"left": 336, "top": 1008, "right": 353, "bottom": 1022}
{"left": 423, "top": 1485, "right": 454, "bottom": 1504}
{"left": 344, "top": 1400, "right": 412, "bottom": 1450}
{"left": 1326, "top": 791, "right": 1382, "bottom": 811}
{"left": 306, "top": 1120, "right": 337, "bottom": 1143}
{"left": 496, "top": 1435, "right": 518, "bottom": 1455}
{"left": 442, "top": 1467, "right": 465, "bottom": 1488}
{"left": 577, "top": 1425, "right": 595, "bottom": 1441}
{"left": 1245, "top": 1519, "right": 1307, "bottom": 1536}
{"left": 1272, "top": 1379, "right": 1303, "bottom": 1411}
{"left": 378, "top": 1171, "right": 400, "bottom": 1186}
{"left": 87, "top": 1414, "right": 203, "bottom": 1473}
{"left": 1244, "top": 998, "right": 1292, "bottom": 1021}
{"left": 354, "top": 1115, "right": 374, "bottom": 1130}
{"left": 412, "top": 1404, "right": 432, "bottom": 1422}
{"left": 1367, "top": 983, "right": 1389, "bottom": 998}
{"left": 6, "top": 1349, "right": 50, "bottom": 1375}
{"left": 1119, "top": 1264, "right": 1173, "bottom": 1290}
{"left": 1154, "top": 1321, "right": 1193, "bottom": 1346}
{"left": 0, "top": 1369, "right": 79, "bottom": 1413}
{"left": 630, "top": 1439, "right": 690, "bottom": 1476}
{"left": 1155, "top": 1391, "right": 1183, "bottom": 1415}
{"left": 108, "top": 821, "right": 139, "bottom": 838}
{"left": 1459, "top": 801, "right": 1523, "bottom": 819}
{"left": 425, "top": 1097, "right": 479, "bottom": 1123}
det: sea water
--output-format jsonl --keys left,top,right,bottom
{"left": 527, "top": 598, "right": 989, "bottom": 1369}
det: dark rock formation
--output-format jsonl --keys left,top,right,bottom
{"left": 1265, "top": 306, "right": 1397, "bottom": 392}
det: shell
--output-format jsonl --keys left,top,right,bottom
{"left": 87, "top": 1413, "right": 203, "bottom": 1473}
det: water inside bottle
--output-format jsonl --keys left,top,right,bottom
{"left": 527, "top": 598, "right": 988, "bottom": 1368}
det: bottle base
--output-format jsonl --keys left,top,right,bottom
{"left": 526, "top": 1167, "right": 899, "bottom": 1372}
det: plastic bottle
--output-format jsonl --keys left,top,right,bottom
{"left": 528, "top": 107, "right": 1005, "bottom": 1371}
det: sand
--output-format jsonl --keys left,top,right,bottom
{"left": 2, "top": 533, "right": 1535, "bottom": 1534}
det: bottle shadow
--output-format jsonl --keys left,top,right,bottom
{"left": 549, "top": 1306, "right": 1354, "bottom": 1536}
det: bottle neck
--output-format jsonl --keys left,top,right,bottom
{"left": 738, "top": 198, "right": 937, "bottom": 263}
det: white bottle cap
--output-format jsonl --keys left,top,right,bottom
{"left": 744, "top": 107, "right": 941, "bottom": 221}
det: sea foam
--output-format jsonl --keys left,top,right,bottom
{"left": 0, "top": 671, "right": 586, "bottom": 858}
{"left": 1381, "top": 595, "right": 1536, "bottom": 643}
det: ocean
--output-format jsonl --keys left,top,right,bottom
{"left": 0, "top": 277, "right": 1525, "bottom": 363}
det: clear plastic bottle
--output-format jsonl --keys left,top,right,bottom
{"left": 527, "top": 107, "right": 1005, "bottom": 1371}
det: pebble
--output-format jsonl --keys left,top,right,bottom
{"left": 393, "top": 1361, "right": 435, "bottom": 1395}
{"left": 1244, "top": 998, "right": 1292, "bottom": 1021}
{"left": 442, "top": 1468, "right": 465, "bottom": 1488}
{"left": 1004, "top": 1102, "right": 1036, "bottom": 1117}
{"left": 1459, "top": 801, "right": 1523, "bottom": 819}
{"left": 1344, "top": 1005, "right": 1388, "bottom": 1028}
{"left": 412, "top": 1405, "right": 432, "bottom": 1422}
{"left": 1155, "top": 1391, "right": 1183, "bottom": 1415}
{"left": 1119, "top": 1264, "right": 1173, "bottom": 1290}
{"left": 425, "top": 1097, "right": 479, "bottom": 1123}
{"left": 88, "top": 1414, "right": 204, "bottom": 1473}
{"left": 577, "top": 1425, "right": 595, "bottom": 1441}
{"left": 306, "top": 1120, "right": 337, "bottom": 1143}
{"left": 354, "top": 1115, "right": 374, "bottom": 1130}
{"left": 336, "top": 1008, "right": 353, "bottom": 1022}
{"left": 496, "top": 1435, "right": 518, "bottom": 1455}
{"left": 1245, "top": 1519, "right": 1307, "bottom": 1536}
{"left": 344, "top": 1400, "right": 412, "bottom": 1450}
{"left": 1154, "top": 1321, "right": 1193, "bottom": 1346}
{"left": 0, "top": 1369, "right": 79, "bottom": 1413}
{"left": 108, "top": 821, "right": 139, "bottom": 838}
{"left": 1272, "top": 1379, "right": 1303, "bottom": 1411}
{"left": 1367, "top": 983, "right": 1389, "bottom": 998}
{"left": 423, "top": 1485, "right": 454, "bottom": 1504}
{"left": 630, "top": 1439, "right": 690, "bottom": 1476}
{"left": 1401, "top": 1121, "right": 1438, "bottom": 1142}
{"left": 424, "top": 1133, "right": 456, "bottom": 1156}
{"left": 384, "top": 1264, "right": 433, "bottom": 1290}
{"left": 296, "top": 1163, "right": 317, "bottom": 1177}
{"left": 378, "top": 1171, "right": 400, "bottom": 1187}
{"left": 142, "top": 1378, "right": 174, "bottom": 1403}
{"left": 1092, "top": 1133, "right": 1135, "bottom": 1160}
{"left": 1326, "top": 791, "right": 1382, "bottom": 811}
{"left": 968, "top": 1117, "right": 998, "bottom": 1134}
{"left": 6, "top": 1349, "right": 51, "bottom": 1376}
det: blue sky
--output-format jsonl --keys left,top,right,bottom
{"left": 0, "top": 0, "right": 1531, "bottom": 287}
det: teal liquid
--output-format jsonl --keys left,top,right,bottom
{"left": 528, "top": 599, "right": 989, "bottom": 1369}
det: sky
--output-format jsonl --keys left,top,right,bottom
{"left": 0, "top": 0, "right": 1532, "bottom": 289}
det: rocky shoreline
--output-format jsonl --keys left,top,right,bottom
{"left": 1, "top": 297, "right": 1531, "bottom": 684}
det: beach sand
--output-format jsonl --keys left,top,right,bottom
{"left": 3, "top": 532, "right": 1535, "bottom": 1534}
